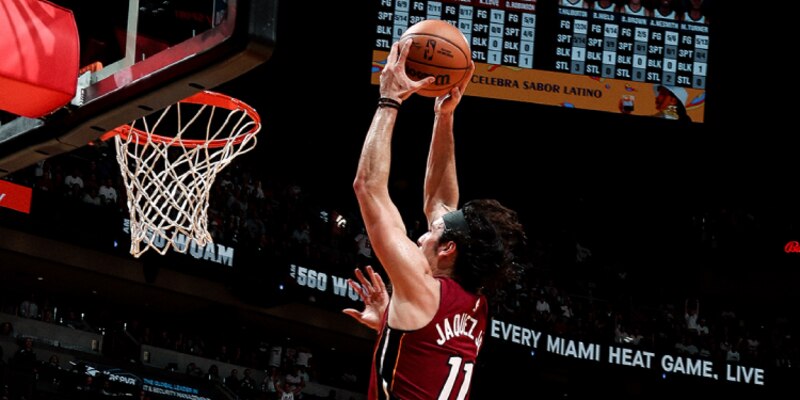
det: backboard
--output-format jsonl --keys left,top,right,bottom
{"left": 0, "top": 0, "right": 277, "bottom": 177}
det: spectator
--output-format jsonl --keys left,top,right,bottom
{"left": 284, "top": 366, "right": 305, "bottom": 398}
{"left": 185, "top": 362, "right": 203, "bottom": 378}
{"left": 0, "top": 322, "right": 13, "bottom": 337}
{"left": 685, "top": 298, "right": 700, "bottom": 333}
{"left": 64, "top": 168, "right": 85, "bottom": 199}
{"left": 277, "top": 381, "right": 301, "bottom": 400}
{"left": 98, "top": 178, "right": 118, "bottom": 205}
{"left": 100, "top": 379, "right": 118, "bottom": 397}
{"left": 19, "top": 294, "right": 39, "bottom": 319}
{"left": 206, "top": 364, "right": 221, "bottom": 384}
{"left": 9, "top": 337, "right": 38, "bottom": 400}
{"left": 726, "top": 342, "right": 741, "bottom": 363}
{"left": 745, "top": 332, "right": 760, "bottom": 361}
{"left": 76, "top": 374, "right": 95, "bottom": 395}
{"left": 240, "top": 368, "right": 257, "bottom": 398}
{"left": 536, "top": 296, "right": 551, "bottom": 316}
{"left": 224, "top": 368, "right": 240, "bottom": 393}
{"left": 82, "top": 187, "right": 102, "bottom": 205}
{"left": 696, "top": 318, "right": 710, "bottom": 336}
{"left": 41, "top": 354, "right": 63, "bottom": 384}
{"left": 561, "top": 296, "right": 574, "bottom": 319}
{"left": 261, "top": 367, "right": 280, "bottom": 399}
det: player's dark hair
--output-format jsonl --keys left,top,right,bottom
{"left": 440, "top": 199, "right": 529, "bottom": 305}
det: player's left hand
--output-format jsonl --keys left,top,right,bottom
{"left": 342, "top": 266, "right": 389, "bottom": 332}
{"left": 435, "top": 61, "right": 474, "bottom": 115}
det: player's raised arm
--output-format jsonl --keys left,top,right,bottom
{"left": 424, "top": 62, "right": 474, "bottom": 225}
{"left": 352, "top": 40, "right": 437, "bottom": 326}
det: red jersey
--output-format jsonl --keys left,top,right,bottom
{"left": 368, "top": 277, "right": 487, "bottom": 400}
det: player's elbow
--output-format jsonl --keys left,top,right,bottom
{"left": 423, "top": 200, "right": 436, "bottom": 221}
{"left": 353, "top": 176, "right": 373, "bottom": 201}
{"left": 354, "top": 177, "right": 389, "bottom": 210}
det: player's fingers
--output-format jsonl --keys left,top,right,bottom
{"left": 355, "top": 268, "right": 374, "bottom": 292}
{"left": 367, "top": 266, "right": 387, "bottom": 293}
{"left": 449, "top": 87, "right": 460, "bottom": 101}
{"left": 342, "top": 309, "right": 361, "bottom": 320}
{"left": 454, "top": 61, "right": 474, "bottom": 96}
{"left": 365, "top": 266, "right": 380, "bottom": 293}
{"left": 397, "top": 38, "right": 413, "bottom": 65}
{"left": 413, "top": 76, "right": 436, "bottom": 91}
{"left": 388, "top": 41, "right": 401, "bottom": 64}
{"left": 347, "top": 279, "right": 370, "bottom": 304}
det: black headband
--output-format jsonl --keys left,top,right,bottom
{"left": 442, "top": 209, "right": 469, "bottom": 239}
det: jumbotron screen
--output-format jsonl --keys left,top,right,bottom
{"left": 372, "top": 0, "right": 710, "bottom": 122}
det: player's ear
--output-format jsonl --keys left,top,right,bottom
{"left": 441, "top": 241, "right": 457, "bottom": 256}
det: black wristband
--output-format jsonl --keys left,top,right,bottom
{"left": 378, "top": 97, "right": 401, "bottom": 109}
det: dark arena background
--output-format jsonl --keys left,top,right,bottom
{"left": 0, "top": 1, "right": 796, "bottom": 399}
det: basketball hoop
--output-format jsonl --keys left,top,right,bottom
{"left": 103, "top": 91, "right": 260, "bottom": 258}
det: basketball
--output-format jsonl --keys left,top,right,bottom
{"left": 400, "top": 20, "right": 472, "bottom": 97}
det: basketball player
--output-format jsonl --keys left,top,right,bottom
{"left": 620, "top": 0, "right": 651, "bottom": 16}
{"left": 560, "top": 0, "right": 589, "bottom": 9}
{"left": 345, "top": 39, "right": 528, "bottom": 400}
{"left": 593, "top": 0, "right": 616, "bottom": 12}
{"left": 654, "top": 0, "right": 678, "bottom": 20}
{"left": 684, "top": 0, "right": 707, "bottom": 24}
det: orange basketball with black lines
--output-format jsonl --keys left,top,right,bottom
{"left": 400, "top": 19, "right": 471, "bottom": 97}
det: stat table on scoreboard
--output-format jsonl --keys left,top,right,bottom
{"left": 375, "top": 0, "right": 709, "bottom": 90}
{"left": 554, "top": 7, "right": 708, "bottom": 89}
{"left": 375, "top": 0, "right": 537, "bottom": 68}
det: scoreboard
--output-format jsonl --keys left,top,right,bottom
{"left": 373, "top": 0, "right": 710, "bottom": 122}
{"left": 554, "top": 6, "right": 708, "bottom": 89}
{"left": 376, "top": 0, "right": 538, "bottom": 67}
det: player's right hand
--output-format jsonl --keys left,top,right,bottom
{"left": 380, "top": 40, "right": 436, "bottom": 103}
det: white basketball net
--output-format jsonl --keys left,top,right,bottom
{"left": 111, "top": 91, "right": 260, "bottom": 258}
